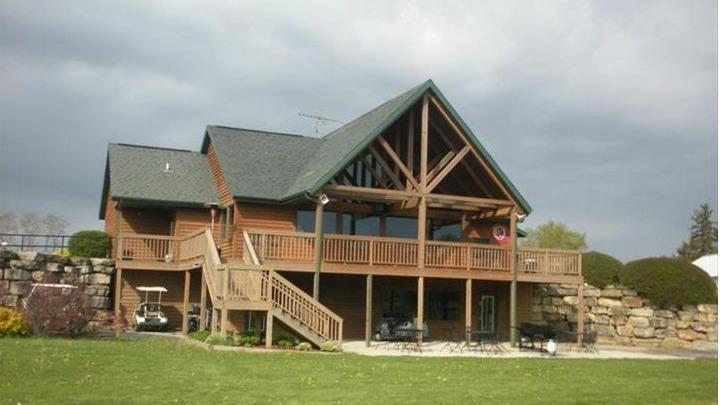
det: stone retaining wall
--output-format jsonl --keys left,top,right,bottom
{"left": 533, "top": 284, "right": 718, "bottom": 351}
{"left": 0, "top": 250, "right": 114, "bottom": 327}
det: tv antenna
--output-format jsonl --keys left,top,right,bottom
{"left": 298, "top": 112, "right": 343, "bottom": 134}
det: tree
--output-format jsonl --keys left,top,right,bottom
{"left": 521, "top": 221, "right": 587, "bottom": 250}
{"left": 0, "top": 213, "right": 18, "bottom": 243}
{"left": 43, "top": 214, "right": 69, "bottom": 235}
{"left": 676, "top": 203, "right": 718, "bottom": 261}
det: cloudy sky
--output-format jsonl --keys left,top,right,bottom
{"left": 0, "top": 1, "right": 716, "bottom": 261}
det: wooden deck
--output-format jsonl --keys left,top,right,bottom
{"left": 114, "top": 229, "right": 582, "bottom": 284}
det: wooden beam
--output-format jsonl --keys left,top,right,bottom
{"left": 324, "top": 184, "right": 418, "bottom": 201}
{"left": 430, "top": 96, "right": 520, "bottom": 208}
{"left": 420, "top": 94, "right": 429, "bottom": 192}
{"left": 427, "top": 145, "right": 471, "bottom": 192}
{"left": 182, "top": 269, "right": 191, "bottom": 334}
{"left": 406, "top": 110, "right": 415, "bottom": 190}
{"left": 425, "top": 150, "right": 454, "bottom": 185}
{"left": 426, "top": 193, "right": 513, "bottom": 208}
{"left": 365, "top": 274, "right": 373, "bottom": 347}
{"left": 375, "top": 138, "right": 420, "bottom": 191}
{"left": 509, "top": 207, "right": 518, "bottom": 346}
{"left": 417, "top": 196, "right": 427, "bottom": 267}
{"left": 313, "top": 201, "right": 324, "bottom": 300}
{"left": 431, "top": 121, "right": 493, "bottom": 197}
{"left": 417, "top": 276, "right": 424, "bottom": 344}
{"left": 199, "top": 269, "right": 207, "bottom": 330}
{"left": 465, "top": 278, "right": 472, "bottom": 344}
{"left": 368, "top": 145, "right": 405, "bottom": 190}
{"left": 360, "top": 154, "right": 387, "bottom": 189}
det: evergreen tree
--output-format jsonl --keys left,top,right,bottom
{"left": 676, "top": 203, "right": 718, "bottom": 261}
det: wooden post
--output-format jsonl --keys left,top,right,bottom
{"left": 265, "top": 310, "right": 274, "bottom": 348}
{"left": 406, "top": 109, "right": 414, "bottom": 190}
{"left": 465, "top": 278, "right": 472, "bottom": 344}
{"left": 365, "top": 274, "right": 373, "bottom": 347}
{"left": 420, "top": 94, "right": 429, "bottom": 189}
{"left": 220, "top": 270, "right": 229, "bottom": 337}
{"left": 181, "top": 270, "right": 191, "bottom": 334}
{"left": 577, "top": 282, "right": 585, "bottom": 346}
{"left": 113, "top": 267, "right": 123, "bottom": 337}
{"left": 417, "top": 276, "right": 424, "bottom": 344}
{"left": 509, "top": 208, "right": 518, "bottom": 346}
{"left": 199, "top": 270, "right": 207, "bottom": 330}
{"left": 417, "top": 197, "right": 427, "bottom": 267}
{"left": 211, "top": 308, "right": 218, "bottom": 333}
{"left": 313, "top": 201, "right": 324, "bottom": 301}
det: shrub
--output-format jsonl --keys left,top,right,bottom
{"left": 619, "top": 257, "right": 717, "bottom": 308}
{"left": 296, "top": 342, "right": 312, "bottom": 351}
{"left": 582, "top": 251, "right": 622, "bottom": 287}
{"left": 24, "top": 273, "right": 91, "bottom": 336}
{"left": 0, "top": 307, "right": 29, "bottom": 337}
{"left": 275, "top": 331, "right": 297, "bottom": 349}
{"left": 68, "top": 231, "right": 111, "bottom": 258}
{"left": 319, "top": 341, "right": 339, "bottom": 352}
{"left": 234, "top": 332, "right": 259, "bottom": 347}
{"left": 188, "top": 329, "right": 210, "bottom": 342}
{"left": 205, "top": 334, "right": 234, "bottom": 346}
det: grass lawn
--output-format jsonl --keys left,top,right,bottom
{"left": 0, "top": 338, "right": 716, "bottom": 405}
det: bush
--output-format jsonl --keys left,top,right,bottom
{"left": 582, "top": 251, "right": 622, "bottom": 287}
{"left": 319, "top": 341, "right": 339, "bottom": 352}
{"left": 234, "top": 332, "right": 259, "bottom": 347}
{"left": 619, "top": 257, "right": 717, "bottom": 308}
{"left": 68, "top": 231, "right": 111, "bottom": 258}
{"left": 0, "top": 307, "right": 29, "bottom": 337}
{"left": 24, "top": 273, "right": 91, "bottom": 336}
{"left": 188, "top": 329, "right": 210, "bottom": 342}
{"left": 205, "top": 334, "right": 234, "bottom": 346}
{"left": 296, "top": 342, "right": 312, "bottom": 351}
{"left": 275, "top": 331, "right": 297, "bottom": 349}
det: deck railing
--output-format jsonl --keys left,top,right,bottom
{"left": 245, "top": 229, "right": 582, "bottom": 276}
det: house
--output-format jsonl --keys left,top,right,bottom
{"left": 99, "top": 80, "right": 584, "bottom": 348}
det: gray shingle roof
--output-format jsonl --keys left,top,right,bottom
{"left": 100, "top": 144, "right": 219, "bottom": 217}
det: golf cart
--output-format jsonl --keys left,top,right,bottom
{"left": 133, "top": 286, "right": 169, "bottom": 331}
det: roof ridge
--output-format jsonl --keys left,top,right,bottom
{"left": 209, "top": 125, "right": 308, "bottom": 139}
{"left": 112, "top": 143, "right": 195, "bottom": 153}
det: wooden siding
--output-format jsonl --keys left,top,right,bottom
{"left": 173, "top": 208, "right": 211, "bottom": 237}
{"left": 231, "top": 203, "right": 296, "bottom": 258}
{"left": 118, "top": 269, "right": 201, "bottom": 328}
{"left": 207, "top": 144, "right": 233, "bottom": 206}
{"left": 102, "top": 187, "right": 117, "bottom": 236}
{"left": 120, "top": 208, "right": 173, "bottom": 235}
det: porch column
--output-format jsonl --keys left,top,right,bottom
{"left": 577, "top": 282, "right": 585, "bottom": 346}
{"left": 465, "top": 278, "right": 472, "bottom": 344}
{"left": 417, "top": 197, "right": 427, "bottom": 267}
{"left": 220, "top": 306, "right": 228, "bottom": 337}
{"left": 417, "top": 94, "right": 429, "bottom": 268}
{"left": 181, "top": 270, "right": 191, "bottom": 334}
{"left": 211, "top": 308, "right": 218, "bottom": 333}
{"left": 313, "top": 201, "right": 324, "bottom": 301}
{"left": 265, "top": 310, "right": 274, "bottom": 348}
{"left": 365, "top": 274, "right": 373, "bottom": 347}
{"left": 509, "top": 208, "right": 518, "bottom": 346}
{"left": 199, "top": 270, "right": 207, "bottom": 330}
{"left": 113, "top": 267, "right": 123, "bottom": 337}
{"left": 417, "top": 276, "right": 424, "bottom": 344}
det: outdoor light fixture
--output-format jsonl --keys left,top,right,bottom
{"left": 515, "top": 213, "right": 527, "bottom": 223}
{"left": 318, "top": 193, "right": 330, "bottom": 206}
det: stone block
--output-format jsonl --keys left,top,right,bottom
{"left": 86, "top": 296, "right": 109, "bottom": 309}
{"left": 0, "top": 280, "right": 9, "bottom": 290}
{"left": 677, "top": 328, "right": 703, "bottom": 341}
{"left": 584, "top": 287, "right": 602, "bottom": 297}
{"left": 633, "top": 326, "right": 655, "bottom": 338}
{"left": 9, "top": 281, "right": 31, "bottom": 296}
{"left": 0, "top": 251, "right": 20, "bottom": 260}
{"left": 628, "top": 316, "right": 650, "bottom": 327}
{"left": 694, "top": 312, "right": 717, "bottom": 323}
{"left": 610, "top": 306, "right": 629, "bottom": 317}
{"left": 676, "top": 320, "right": 690, "bottom": 329}
{"left": 542, "top": 297, "right": 553, "bottom": 305}
{"left": 31, "top": 271, "right": 45, "bottom": 282}
{"left": 622, "top": 296, "right": 643, "bottom": 308}
{"left": 697, "top": 304, "right": 717, "bottom": 314}
{"left": 87, "top": 285, "right": 110, "bottom": 297}
{"left": 649, "top": 317, "right": 668, "bottom": 328}
{"left": 90, "top": 258, "right": 112, "bottom": 266}
{"left": 584, "top": 297, "right": 598, "bottom": 307}
{"left": 86, "top": 273, "right": 111, "bottom": 285}
{"left": 613, "top": 316, "right": 627, "bottom": 326}
{"left": 691, "top": 340, "right": 717, "bottom": 352}
{"left": 595, "top": 324, "right": 616, "bottom": 337}
{"left": 598, "top": 298, "right": 622, "bottom": 307}
{"left": 562, "top": 296, "right": 578, "bottom": 305}
{"left": 656, "top": 328, "right": 677, "bottom": 339}
{"left": 593, "top": 306, "right": 610, "bottom": 315}
{"left": 3, "top": 295, "right": 18, "bottom": 307}
{"left": 617, "top": 323, "right": 634, "bottom": 337}
{"left": 601, "top": 287, "right": 623, "bottom": 298}
{"left": 654, "top": 310, "right": 674, "bottom": 319}
{"left": 532, "top": 296, "right": 542, "bottom": 305}
{"left": 706, "top": 331, "right": 717, "bottom": 342}
{"left": 551, "top": 297, "right": 564, "bottom": 306}
{"left": 4, "top": 268, "right": 31, "bottom": 281}
{"left": 532, "top": 305, "right": 543, "bottom": 313}
{"left": 678, "top": 311, "right": 695, "bottom": 321}
{"left": 79, "top": 265, "right": 92, "bottom": 274}
{"left": 531, "top": 313, "right": 543, "bottom": 322}
{"left": 17, "top": 251, "right": 39, "bottom": 262}
{"left": 595, "top": 315, "right": 611, "bottom": 325}
{"left": 542, "top": 305, "right": 557, "bottom": 313}
{"left": 548, "top": 285, "right": 577, "bottom": 296}
{"left": 622, "top": 288, "right": 637, "bottom": 297}
{"left": 70, "top": 257, "right": 90, "bottom": 266}
{"left": 691, "top": 322, "right": 716, "bottom": 333}
{"left": 46, "top": 263, "right": 62, "bottom": 272}
{"left": 629, "top": 307, "right": 654, "bottom": 317}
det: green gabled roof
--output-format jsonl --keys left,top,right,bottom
{"left": 99, "top": 143, "right": 220, "bottom": 218}
{"left": 202, "top": 79, "right": 531, "bottom": 213}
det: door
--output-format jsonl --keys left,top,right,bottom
{"left": 478, "top": 295, "right": 496, "bottom": 333}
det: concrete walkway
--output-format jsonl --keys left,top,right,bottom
{"left": 342, "top": 340, "right": 713, "bottom": 360}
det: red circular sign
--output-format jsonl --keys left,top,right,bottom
{"left": 492, "top": 225, "right": 508, "bottom": 244}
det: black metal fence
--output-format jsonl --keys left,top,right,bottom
{"left": 0, "top": 233, "right": 73, "bottom": 253}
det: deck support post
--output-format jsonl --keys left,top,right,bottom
{"left": 313, "top": 201, "right": 324, "bottom": 301}
{"left": 220, "top": 307, "right": 228, "bottom": 337}
{"left": 465, "top": 278, "right": 472, "bottom": 344}
{"left": 211, "top": 308, "right": 218, "bottom": 333}
{"left": 265, "top": 310, "right": 274, "bottom": 348}
{"left": 577, "top": 282, "right": 585, "bottom": 347}
{"left": 509, "top": 208, "right": 518, "bottom": 346}
{"left": 365, "top": 274, "right": 373, "bottom": 347}
{"left": 199, "top": 270, "right": 207, "bottom": 330}
{"left": 417, "top": 276, "right": 424, "bottom": 344}
{"left": 113, "top": 267, "right": 123, "bottom": 337}
{"left": 182, "top": 269, "right": 191, "bottom": 334}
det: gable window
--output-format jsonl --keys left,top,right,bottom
{"left": 219, "top": 205, "right": 234, "bottom": 240}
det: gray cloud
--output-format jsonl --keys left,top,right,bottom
{"left": 0, "top": 0, "right": 716, "bottom": 261}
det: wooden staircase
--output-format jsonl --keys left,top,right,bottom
{"left": 188, "top": 229, "right": 343, "bottom": 348}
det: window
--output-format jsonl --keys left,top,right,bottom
{"left": 296, "top": 210, "right": 337, "bottom": 233}
{"left": 381, "top": 289, "right": 417, "bottom": 318}
{"left": 219, "top": 205, "right": 234, "bottom": 240}
{"left": 427, "top": 291, "right": 460, "bottom": 321}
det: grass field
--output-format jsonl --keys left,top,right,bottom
{"left": 0, "top": 338, "right": 716, "bottom": 405}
